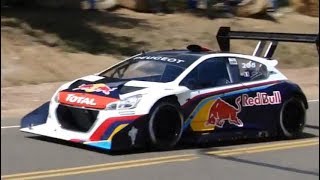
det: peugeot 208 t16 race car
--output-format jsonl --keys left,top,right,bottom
{"left": 20, "top": 27, "right": 319, "bottom": 151}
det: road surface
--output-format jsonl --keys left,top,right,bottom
{"left": 1, "top": 101, "right": 319, "bottom": 180}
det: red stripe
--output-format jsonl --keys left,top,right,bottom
{"left": 182, "top": 80, "right": 280, "bottom": 108}
{"left": 89, "top": 115, "right": 141, "bottom": 141}
{"left": 70, "top": 139, "right": 84, "bottom": 143}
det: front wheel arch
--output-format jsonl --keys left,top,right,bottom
{"left": 147, "top": 97, "right": 184, "bottom": 150}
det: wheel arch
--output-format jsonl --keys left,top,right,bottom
{"left": 148, "top": 95, "right": 180, "bottom": 114}
{"left": 155, "top": 95, "right": 180, "bottom": 105}
{"left": 291, "top": 91, "right": 308, "bottom": 109}
{"left": 281, "top": 81, "right": 309, "bottom": 109}
{"left": 147, "top": 95, "right": 184, "bottom": 149}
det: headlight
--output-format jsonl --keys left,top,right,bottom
{"left": 106, "top": 94, "right": 142, "bottom": 110}
{"left": 53, "top": 92, "right": 60, "bottom": 103}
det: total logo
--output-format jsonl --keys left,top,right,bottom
{"left": 59, "top": 91, "right": 118, "bottom": 109}
{"left": 65, "top": 94, "right": 96, "bottom": 105}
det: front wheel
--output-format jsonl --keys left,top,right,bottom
{"left": 278, "top": 97, "right": 306, "bottom": 138}
{"left": 148, "top": 101, "right": 184, "bottom": 150}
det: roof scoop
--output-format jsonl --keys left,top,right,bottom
{"left": 187, "top": 44, "right": 211, "bottom": 52}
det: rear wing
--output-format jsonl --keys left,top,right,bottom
{"left": 216, "top": 27, "right": 319, "bottom": 58}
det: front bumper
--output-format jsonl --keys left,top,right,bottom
{"left": 21, "top": 124, "right": 113, "bottom": 149}
{"left": 20, "top": 102, "right": 149, "bottom": 151}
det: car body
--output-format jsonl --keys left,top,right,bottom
{"left": 20, "top": 27, "right": 318, "bottom": 151}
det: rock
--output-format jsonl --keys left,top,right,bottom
{"left": 81, "top": 0, "right": 118, "bottom": 10}
{"left": 233, "top": 0, "right": 269, "bottom": 17}
{"left": 290, "top": 0, "right": 319, "bottom": 17}
{"left": 34, "top": 0, "right": 82, "bottom": 8}
{"left": 41, "top": 34, "right": 60, "bottom": 47}
{"left": 32, "top": 0, "right": 117, "bottom": 9}
{"left": 117, "top": 0, "right": 150, "bottom": 12}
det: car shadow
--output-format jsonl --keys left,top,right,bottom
{"left": 197, "top": 132, "right": 319, "bottom": 177}
{"left": 207, "top": 155, "right": 319, "bottom": 177}
{"left": 305, "top": 124, "right": 319, "bottom": 130}
{"left": 26, "top": 132, "right": 318, "bottom": 156}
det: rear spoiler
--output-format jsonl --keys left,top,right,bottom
{"left": 216, "top": 27, "right": 319, "bottom": 58}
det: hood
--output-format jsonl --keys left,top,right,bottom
{"left": 57, "top": 75, "right": 166, "bottom": 109}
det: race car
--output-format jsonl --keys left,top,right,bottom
{"left": 20, "top": 27, "right": 319, "bottom": 151}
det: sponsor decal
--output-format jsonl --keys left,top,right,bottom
{"left": 59, "top": 92, "right": 118, "bottom": 109}
{"left": 228, "top": 58, "right": 238, "bottom": 65}
{"left": 205, "top": 91, "right": 282, "bottom": 128}
{"left": 242, "top": 91, "right": 281, "bottom": 107}
{"left": 128, "top": 126, "right": 138, "bottom": 145}
{"left": 241, "top": 61, "right": 256, "bottom": 68}
{"left": 73, "top": 83, "right": 116, "bottom": 95}
{"left": 206, "top": 97, "right": 243, "bottom": 128}
{"left": 65, "top": 94, "right": 96, "bottom": 105}
{"left": 133, "top": 56, "right": 185, "bottom": 64}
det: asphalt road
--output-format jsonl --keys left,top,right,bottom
{"left": 1, "top": 101, "right": 319, "bottom": 180}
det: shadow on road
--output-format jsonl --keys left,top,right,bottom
{"left": 1, "top": 8, "right": 151, "bottom": 56}
{"left": 26, "top": 132, "right": 318, "bottom": 156}
{"left": 305, "top": 124, "right": 319, "bottom": 130}
{"left": 212, "top": 155, "right": 319, "bottom": 176}
{"left": 198, "top": 132, "right": 319, "bottom": 177}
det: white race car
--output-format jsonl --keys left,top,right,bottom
{"left": 20, "top": 27, "right": 319, "bottom": 151}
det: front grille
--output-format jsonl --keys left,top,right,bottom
{"left": 56, "top": 105, "right": 99, "bottom": 132}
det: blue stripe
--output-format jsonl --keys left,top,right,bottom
{"left": 86, "top": 141, "right": 112, "bottom": 150}
{"left": 101, "top": 120, "right": 132, "bottom": 140}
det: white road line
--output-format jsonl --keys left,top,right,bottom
{"left": 1, "top": 99, "right": 318, "bottom": 129}
{"left": 1, "top": 125, "right": 20, "bottom": 129}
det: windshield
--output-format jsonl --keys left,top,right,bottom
{"left": 99, "top": 55, "right": 195, "bottom": 83}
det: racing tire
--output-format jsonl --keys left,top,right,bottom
{"left": 148, "top": 101, "right": 184, "bottom": 150}
{"left": 278, "top": 97, "right": 306, "bottom": 139}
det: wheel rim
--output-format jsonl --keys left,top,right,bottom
{"left": 280, "top": 99, "right": 306, "bottom": 137}
{"left": 149, "top": 104, "right": 183, "bottom": 148}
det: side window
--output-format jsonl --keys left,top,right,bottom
{"left": 235, "top": 58, "right": 269, "bottom": 82}
{"left": 180, "top": 58, "right": 233, "bottom": 89}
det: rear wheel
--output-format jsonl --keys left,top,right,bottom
{"left": 279, "top": 97, "right": 306, "bottom": 138}
{"left": 148, "top": 101, "right": 184, "bottom": 150}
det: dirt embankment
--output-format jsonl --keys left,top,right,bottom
{"left": 1, "top": 8, "right": 319, "bottom": 117}
{"left": 2, "top": 67, "right": 318, "bottom": 118}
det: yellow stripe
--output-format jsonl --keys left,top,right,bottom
{"left": 107, "top": 124, "right": 128, "bottom": 141}
{"left": 1, "top": 154, "right": 194, "bottom": 179}
{"left": 217, "top": 142, "right": 318, "bottom": 156}
{"left": 6, "top": 157, "right": 198, "bottom": 180}
{"left": 3, "top": 138, "right": 318, "bottom": 179}
{"left": 206, "top": 138, "right": 319, "bottom": 155}
{"left": 3, "top": 157, "right": 197, "bottom": 180}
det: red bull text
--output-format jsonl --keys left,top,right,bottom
{"left": 242, "top": 91, "right": 281, "bottom": 107}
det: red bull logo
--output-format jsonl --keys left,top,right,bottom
{"left": 73, "top": 83, "right": 116, "bottom": 95}
{"left": 206, "top": 97, "right": 243, "bottom": 128}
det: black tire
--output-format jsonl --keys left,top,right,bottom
{"left": 278, "top": 97, "right": 306, "bottom": 139}
{"left": 148, "top": 101, "right": 184, "bottom": 150}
